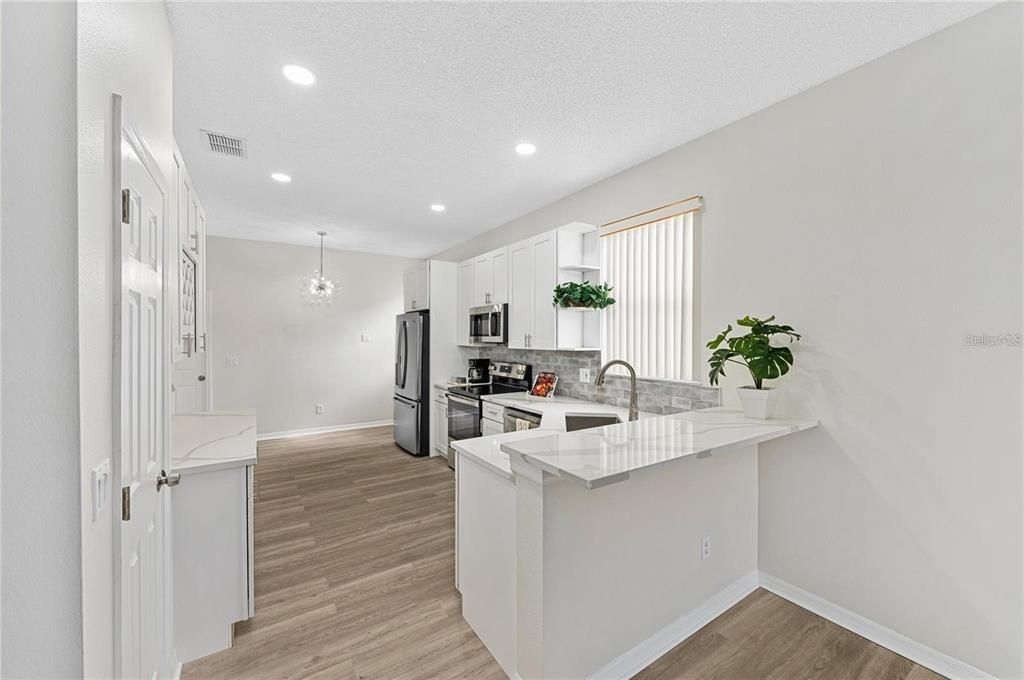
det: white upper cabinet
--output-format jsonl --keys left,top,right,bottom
{"left": 508, "top": 240, "right": 532, "bottom": 349}
{"left": 457, "top": 260, "right": 475, "bottom": 345}
{"left": 403, "top": 261, "right": 430, "bottom": 311}
{"left": 508, "top": 233, "right": 556, "bottom": 350}
{"left": 506, "top": 224, "right": 599, "bottom": 352}
{"left": 530, "top": 233, "right": 557, "bottom": 350}
{"left": 470, "top": 247, "right": 509, "bottom": 307}
{"left": 173, "top": 144, "right": 208, "bottom": 361}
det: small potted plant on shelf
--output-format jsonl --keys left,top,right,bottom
{"left": 552, "top": 281, "right": 616, "bottom": 309}
{"left": 706, "top": 315, "right": 801, "bottom": 419}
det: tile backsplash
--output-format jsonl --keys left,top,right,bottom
{"left": 476, "top": 347, "right": 719, "bottom": 415}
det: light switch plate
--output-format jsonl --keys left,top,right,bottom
{"left": 226, "top": 356, "right": 240, "bottom": 367}
{"left": 91, "top": 458, "right": 112, "bottom": 521}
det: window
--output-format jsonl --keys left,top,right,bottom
{"left": 600, "top": 197, "right": 701, "bottom": 382}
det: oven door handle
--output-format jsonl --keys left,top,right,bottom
{"left": 447, "top": 394, "right": 479, "bottom": 408}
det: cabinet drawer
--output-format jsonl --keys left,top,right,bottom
{"left": 481, "top": 402, "right": 505, "bottom": 422}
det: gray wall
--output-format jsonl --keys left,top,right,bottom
{"left": 436, "top": 6, "right": 1023, "bottom": 677}
{"left": 206, "top": 236, "right": 418, "bottom": 436}
{"left": 1, "top": 2, "right": 83, "bottom": 677}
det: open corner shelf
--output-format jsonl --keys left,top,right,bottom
{"left": 558, "top": 264, "right": 601, "bottom": 273}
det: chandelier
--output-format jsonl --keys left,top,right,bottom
{"left": 301, "top": 231, "right": 338, "bottom": 304}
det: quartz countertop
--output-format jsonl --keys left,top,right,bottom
{"left": 500, "top": 408, "right": 818, "bottom": 489}
{"left": 481, "top": 391, "right": 657, "bottom": 429}
{"left": 451, "top": 429, "right": 561, "bottom": 480}
{"left": 171, "top": 411, "right": 258, "bottom": 474}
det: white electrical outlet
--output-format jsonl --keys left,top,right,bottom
{"left": 360, "top": 333, "right": 370, "bottom": 343}
{"left": 701, "top": 536, "right": 712, "bottom": 561}
{"left": 226, "top": 356, "right": 240, "bottom": 367}
{"left": 315, "top": 403, "right": 325, "bottom": 415}
{"left": 579, "top": 368, "right": 591, "bottom": 383}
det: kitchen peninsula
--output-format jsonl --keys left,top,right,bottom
{"left": 171, "top": 412, "right": 258, "bottom": 663}
{"left": 455, "top": 408, "right": 817, "bottom": 680}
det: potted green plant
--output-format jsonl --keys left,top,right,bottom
{"left": 706, "top": 315, "right": 801, "bottom": 419}
{"left": 552, "top": 281, "right": 616, "bottom": 309}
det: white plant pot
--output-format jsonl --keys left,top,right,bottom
{"left": 737, "top": 386, "right": 779, "bottom": 419}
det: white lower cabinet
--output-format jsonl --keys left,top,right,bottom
{"left": 481, "top": 418, "right": 504, "bottom": 437}
{"left": 433, "top": 390, "right": 449, "bottom": 455}
{"left": 174, "top": 463, "right": 255, "bottom": 663}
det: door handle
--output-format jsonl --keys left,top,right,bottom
{"left": 156, "top": 469, "right": 181, "bottom": 491}
{"left": 197, "top": 374, "right": 206, "bottom": 382}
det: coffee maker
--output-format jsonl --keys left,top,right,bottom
{"left": 467, "top": 358, "right": 490, "bottom": 385}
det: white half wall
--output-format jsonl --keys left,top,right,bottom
{"left": 206, "top": 236, "right": 417, "bottom": 435}
{"left": 434, "top": 6, "right": 1023, "bottom": 677}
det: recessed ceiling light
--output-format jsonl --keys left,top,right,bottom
{"left": 515, "top": 142, "right": 537, "bottom": 156}
{"left": 282, "top": 64, "right": 316, "bottom": 86}
{"left": 271, "top": 172, "right": 292, "bottom": 183}
{"left": 430, "top": 204, "right": 446, "bottom": 213}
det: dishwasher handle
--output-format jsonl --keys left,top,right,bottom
{"left": 504, "top": 407, "right": 542, "bottom": 432}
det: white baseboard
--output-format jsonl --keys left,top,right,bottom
{"left": 588, "top": 571, "right": 759, "bottom": 680}
{"left": 758, "top": 571, "right": 996, "bottom": 680}
{"left": 257, "top": 419, "right": 393, "bottom": 442}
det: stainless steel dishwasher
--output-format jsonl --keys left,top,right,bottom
{"left": 503, "top": 407, "right": 542, "bottom": 432}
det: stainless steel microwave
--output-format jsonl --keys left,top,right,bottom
{"left": 469, "top": 304, "right": 507, "bottom": 344}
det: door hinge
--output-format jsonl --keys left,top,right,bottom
{"left": 121, "top": 189, "right": 131, "bottom": 224}
{"left": 121, "top": 486, "right": 131, "bottom": 521}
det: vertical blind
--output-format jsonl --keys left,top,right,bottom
{"left": 601, "top": 212, "right": 696, "bottom": 382}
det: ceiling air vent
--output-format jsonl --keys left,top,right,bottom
{"left": 201, "top": 130, "right": 247, "bottom": 158}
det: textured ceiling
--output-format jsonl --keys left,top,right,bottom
{"left": 168, "top": 2, "right": 990, "bottom": 258}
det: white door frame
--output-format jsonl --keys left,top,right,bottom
{"left": 111, "top": 93, "right": 176, "bottom": 679}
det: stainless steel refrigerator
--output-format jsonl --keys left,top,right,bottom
{"left": 393, "top": 310, "right": 430, "bottom": 456}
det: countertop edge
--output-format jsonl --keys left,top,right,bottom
{"left": 453, "top": 447, "right": 515, "bottom": 482}
{"left": 500, "top": 413, "right": 820, "bottom": 489}
{"left": 174, "top": 455, "right": 257, "bottom": 475}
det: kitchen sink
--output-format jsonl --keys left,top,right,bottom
{"left": 564, "top": 412, "right": 623, "bottom": 432}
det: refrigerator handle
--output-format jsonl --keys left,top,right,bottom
{"left": 393, "top": 321, "right": 401, "bottom": 385}
{"left": 395, "top": 320, "right": 404, "bottom": 388}
{"left": 400, "top": 321, "right": 409, "bottom": 389}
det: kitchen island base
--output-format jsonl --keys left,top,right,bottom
{"left": 511, "top": 444, "right": 758, "bottom": 679}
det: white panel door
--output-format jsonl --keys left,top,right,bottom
{"left": 457, "top": 260, "right": 474, "bottom": 344}
{"left": 531, "top": 232, "right": 557, "bottom": 350}
{"left": 491, "top": 248, "right": 509, "bottom": 305}
{"left": 116, "top": 117, "right": 173, "bottom": 680}
{"left": 508, "top": 239, "right": 533, "bottom": 349}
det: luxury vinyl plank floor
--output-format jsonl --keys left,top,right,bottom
{"left": 182, "top": 426, "right": 944, "bottom": 680}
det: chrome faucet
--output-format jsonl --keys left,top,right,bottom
{"left": 595, "top": 359, "right": 639, "bottom": 422}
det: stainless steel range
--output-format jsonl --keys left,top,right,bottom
{"left": 445, "top": 361, "right": 531, "bottom": 468}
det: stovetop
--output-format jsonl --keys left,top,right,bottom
{"left": 449, "top": 382, "right": 527, "bottom": 400}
